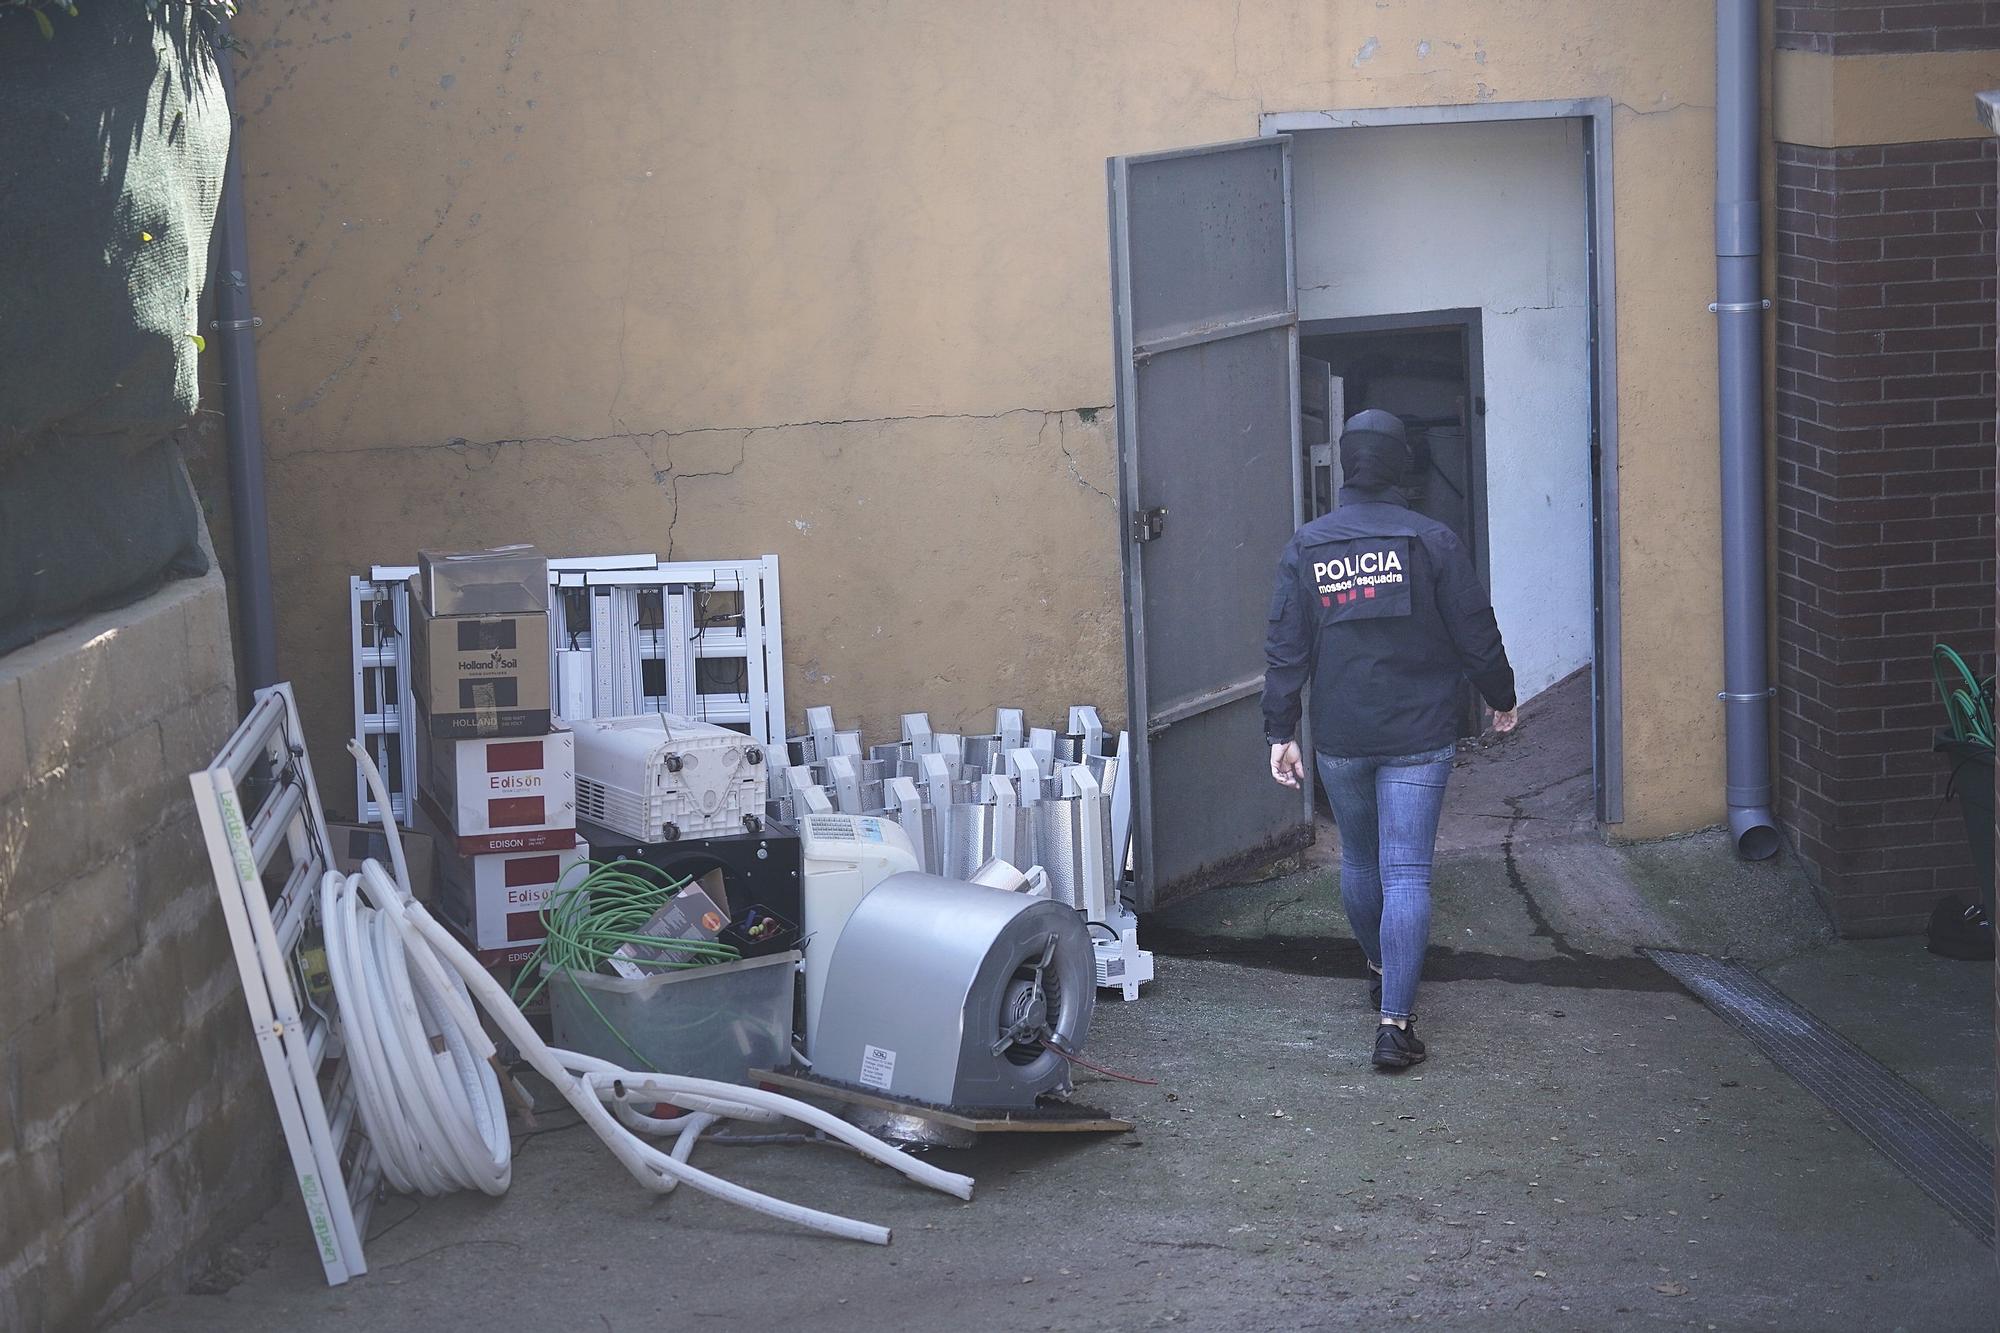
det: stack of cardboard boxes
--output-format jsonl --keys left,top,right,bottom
{"left": 405, "top": 546, "right": 589, "bottom": 966}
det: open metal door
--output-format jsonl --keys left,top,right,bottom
{"left": 1300, "top": 355, "right": 1341, "bottom": 518}
{"left": 1108, "top": 136, "right": 1312, "bottom": 910}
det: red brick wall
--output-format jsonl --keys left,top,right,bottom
{"left": 1774, "top": 135, "right": 1999, "bottom": 934}
{"left": 1776, "top": 1, "right": 2000, "bottom": 53}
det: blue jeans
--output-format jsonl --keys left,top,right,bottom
{"left": 1316, "top": 746, "right": 1455, "bottom": 1020}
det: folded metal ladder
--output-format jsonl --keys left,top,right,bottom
{"left": 189, "top": 684, "right": 378, "bottom": 1284}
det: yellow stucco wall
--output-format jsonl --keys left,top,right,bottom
{"left": 1774, "top": 46, "right": 2000, "bottom": 147}
{"left": 234, "top": 1, "right": 1723, "bottom": 838}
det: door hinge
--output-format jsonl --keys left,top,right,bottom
{"left": 1132, "top": 508, "right": 1168, "bottom": 543}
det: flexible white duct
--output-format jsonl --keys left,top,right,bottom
{"left": 319, "top": 862, "right": 509, "bottom": 1197}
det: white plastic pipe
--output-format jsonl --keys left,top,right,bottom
{"left": 319, "top": 863, "right": 509, "bottom": 1198}
{"left": 398, "top": 903, "right": 968, "bottom": 1241}
{"left": 341, "top": 740, "right": 974, "bottom": 1247}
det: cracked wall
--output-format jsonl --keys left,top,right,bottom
{"left": 229, "top": 1, "right": 1722, "bottom": 836}
{"left": 272, "top": 408, "right": 1124, "bottom": 771}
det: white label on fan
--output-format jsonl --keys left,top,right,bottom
{"left": 1104, "top": 958, "right": 1125, "bottom": 980}
{"left": 858, "top": 1045, "right": 896, "bottom": 1090}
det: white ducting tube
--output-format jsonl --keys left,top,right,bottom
{"left": 337, "top": 742, "right": 974, "bottom": 1248}
{"left": 319, "top": 863, "right": 510, "bottom": 1198}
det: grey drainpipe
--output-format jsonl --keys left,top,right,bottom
{"left": 213, "top": 37, "right": 279, "bottom": 690}
{"left": 1715, "top": 0, "right": 1780, "bottom": 860}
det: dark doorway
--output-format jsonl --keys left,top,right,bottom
{"left": 1301, "top": 310, "right": 1487, "bottom": 735}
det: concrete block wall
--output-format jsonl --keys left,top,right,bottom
{"left": 0, "top": 563, "right": 279, "bottom": 1331}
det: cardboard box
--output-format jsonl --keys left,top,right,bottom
{"left": 413, "top": 787, "right": 574, "bottom": 860}
{"left": 605, "top": 873, "right": 730, "bottom": 978}
{"left": 410, "top": 597, "right": 551, "bottom": 739}
{"left": 422, "top": 724, "right": 577, "bottom": 852}
{"left": 326, "top": 820, "right": 436, "bottom": 903}
{"left": 418, "top": 545, "right": 549, "bottom": 617}
{"left": 433, "top": 838, "right": 590, "bottom": 965}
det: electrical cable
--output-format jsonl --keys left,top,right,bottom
{"left": 508, "top": 857, "right": 742, "bottom": 1072}
{"left": 703, "top": 1131, "right": 837, "bottom": 1147}
{"left": 333, "top": 740, "right": 975, "bottom": 1245}
{"left": 510, "top": 860, "right": 739, "bottom": 1006}
{"left": 365, "top": 1196, "right": 424, "bottom": 1244}
{"left": 1044, "top": 1038, "right": 1159, "bottom": 1086}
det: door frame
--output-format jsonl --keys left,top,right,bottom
{"left": 1261, "top": 99, "right": 1625, "bottom": 826}
{"left": 1303, "top": 308, "right": 1490, "bottom": 740}
{"left": 1299, "top": 308, "right": 1489, "bottom": 588}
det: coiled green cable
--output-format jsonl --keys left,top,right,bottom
{"left": 511, "top": 858, "right": 742, "bottom": 1072}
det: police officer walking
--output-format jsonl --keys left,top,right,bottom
{"left": 1262, "top": 408, "right": 1519, "bottom": 1071}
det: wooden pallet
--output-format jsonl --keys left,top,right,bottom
{"left": 751, "top": 1067, "right": 1133, "bottom": 1135}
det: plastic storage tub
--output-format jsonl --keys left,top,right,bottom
{"left": 547, "top": 950, "right": 799, "bottom": 1085}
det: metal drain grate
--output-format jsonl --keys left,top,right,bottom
{"left": 1644, "top": 948, "right": 1994, "bottom": 1248}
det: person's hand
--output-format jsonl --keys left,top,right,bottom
{"left": 1270, "top": 740, "right": 1304, "bottom": 788}
{"left": 1491, "top": 707, "right": 1520, "bottom": 735}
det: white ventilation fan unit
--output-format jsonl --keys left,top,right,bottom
{"left": 812, "top": 871, "right": 1097, "bottom": 1111}
{"left": 572, "top": 712, "right": 770, "bottom": 843}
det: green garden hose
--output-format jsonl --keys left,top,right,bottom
{"left": 1931, "top": 643, "right": 1996, "bottom": 749}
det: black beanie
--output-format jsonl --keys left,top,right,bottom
{"left": 1339, "top": 408, "right": 1410, "bottom": 492}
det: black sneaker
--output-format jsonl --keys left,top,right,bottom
{"left": 1372, "top": 1022, "right": 1427, "bottom": 1071}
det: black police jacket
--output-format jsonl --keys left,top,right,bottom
{"left": 1262, "top": 486, "right": 1516, "bottom": 759}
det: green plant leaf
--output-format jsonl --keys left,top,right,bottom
{"left": 34, "top": 9, "right": 53, "bottom": 37}
{"left": 188, "top": 333, "right": 206, "bottom": 352}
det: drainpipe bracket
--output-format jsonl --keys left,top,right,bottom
{"left": 1718, "top": 688, "right": 1777, "bottom": 703}
{"left": 211, "top": 316, "right": 264, "bottom": 331}
{"left": 1707, "top": 300, "right": 1770, "bottom": 314}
